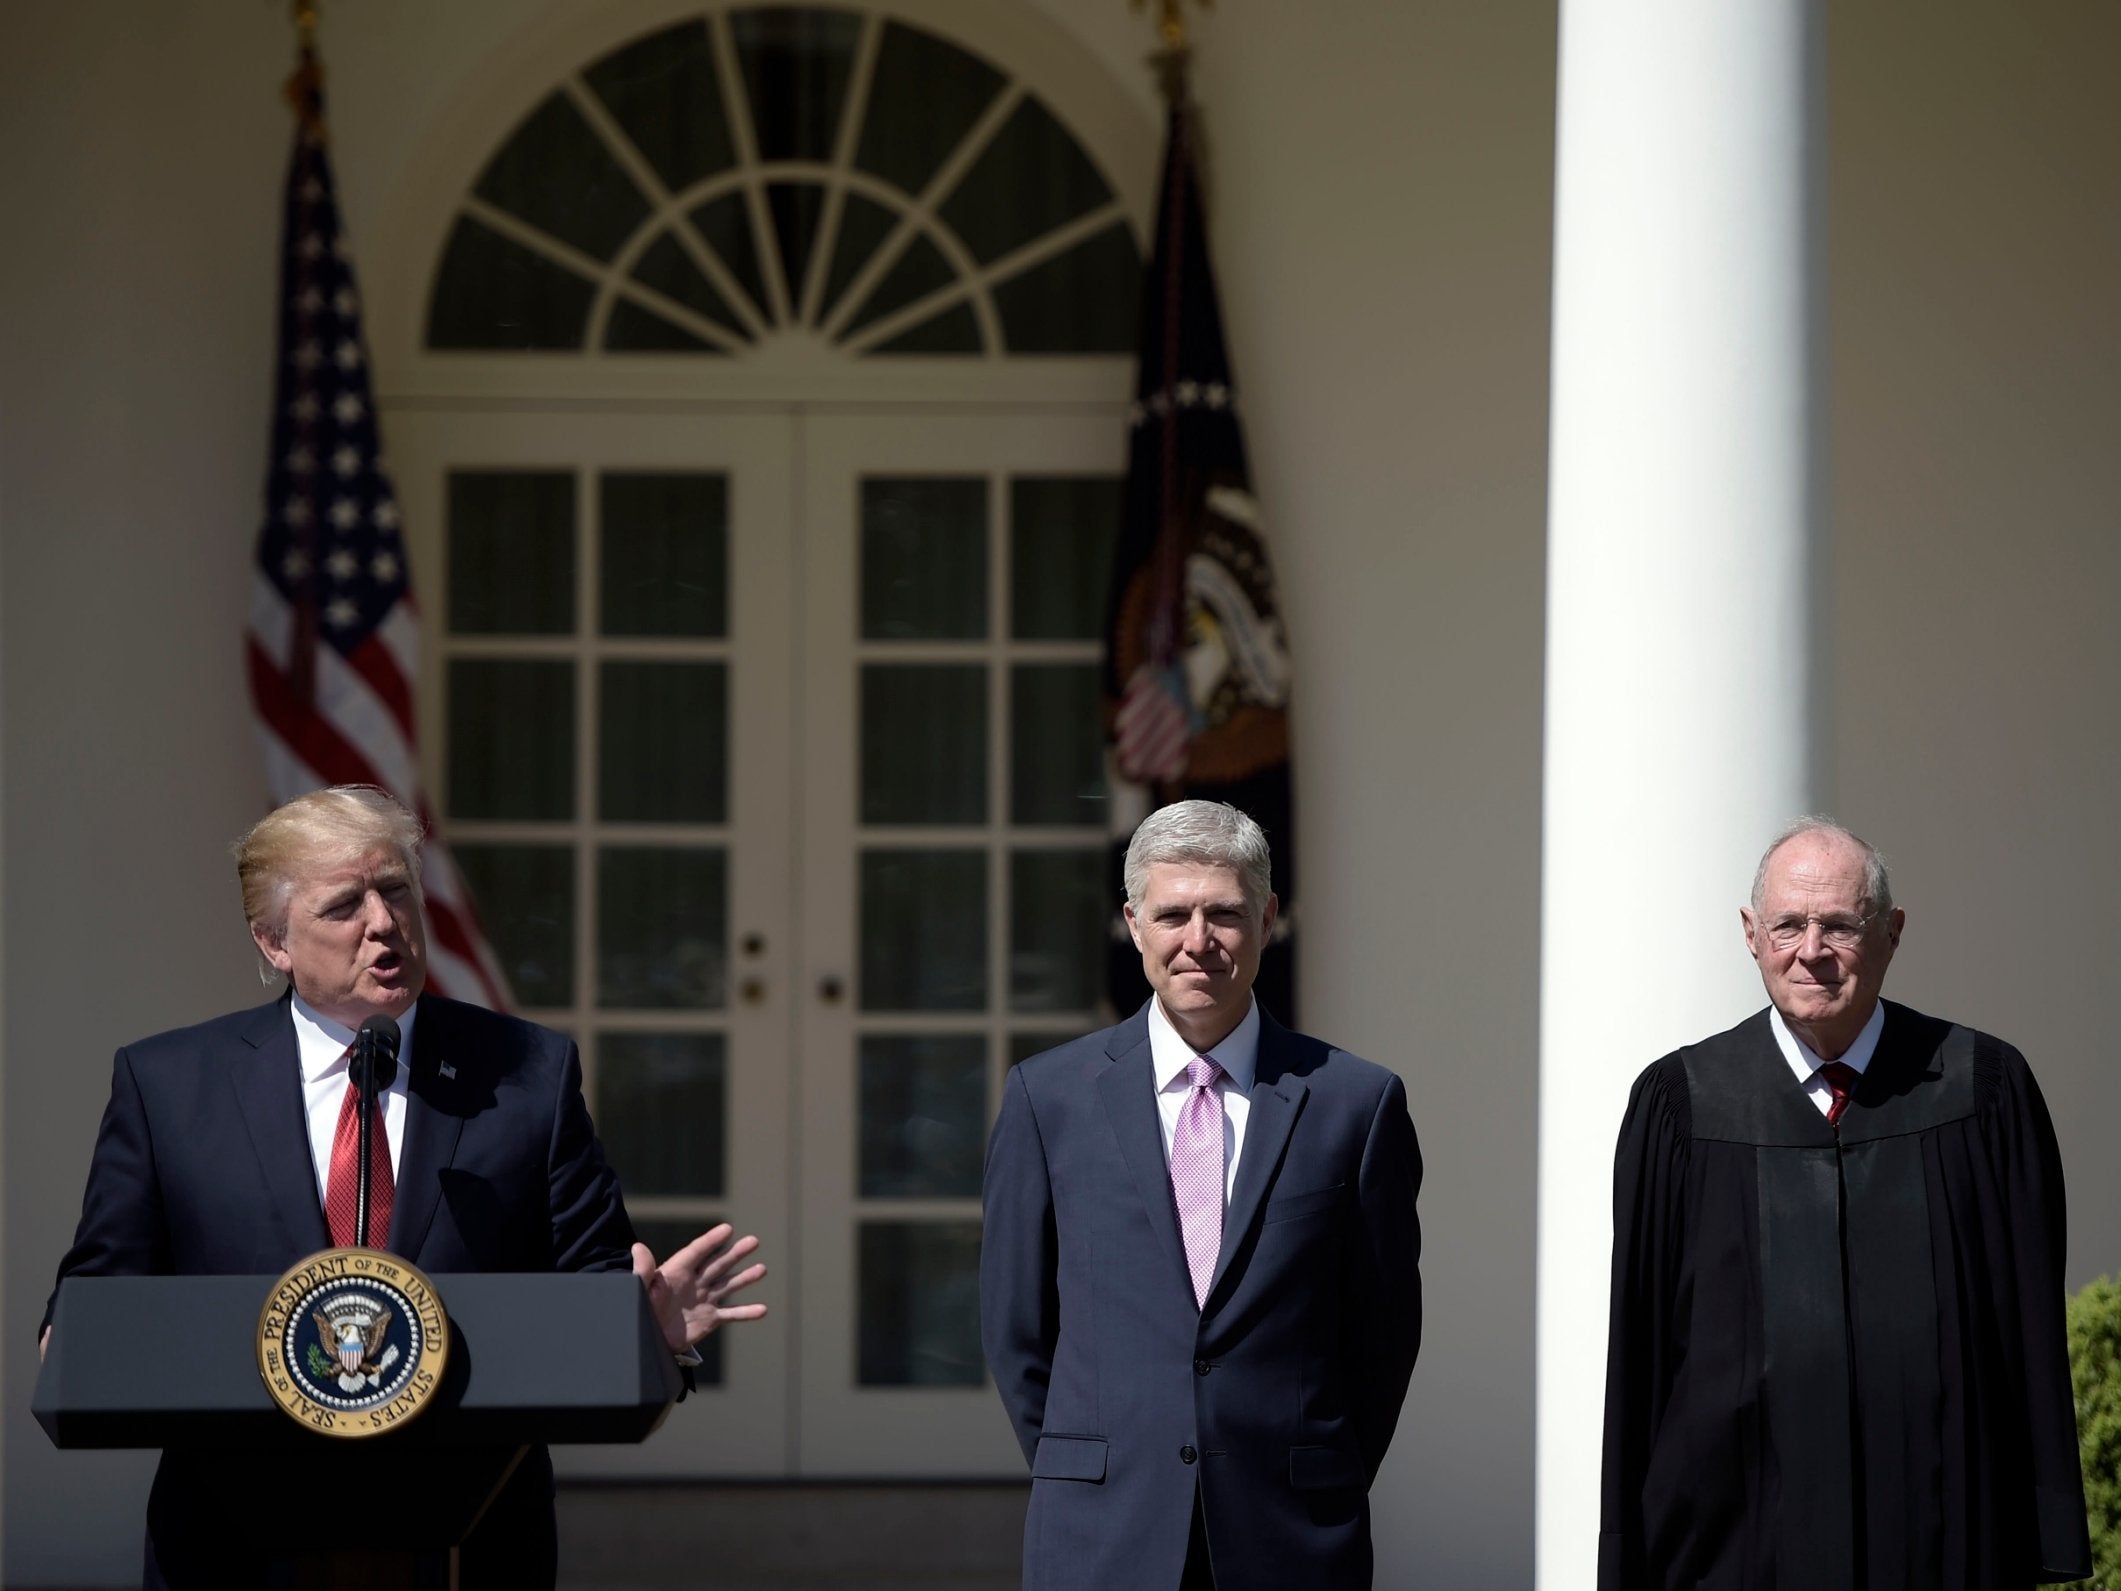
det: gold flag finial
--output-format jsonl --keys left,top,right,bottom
{"left": 285, "top": 0, "right": 324, "bottom": 129}
{"left": 1131, "top": 0, "right": 1210, "bottom": 52}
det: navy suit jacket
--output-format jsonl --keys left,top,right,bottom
{"left": 47, "top": 990, "right": 635, "bottom": 1587}
{"left": 980, "top": 1003, "right": 1422, "bottom": 1591}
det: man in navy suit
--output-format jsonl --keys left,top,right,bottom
{"left": 981, "top": 801, "right": 1422, "bottom": 1591}
{"left": 43, "top": 785, "right": 767, "bottom": 1589}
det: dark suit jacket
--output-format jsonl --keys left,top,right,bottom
{"left": 980, "top": 1003, "right": 1422, "bottom": 1591}
{"left": 46, "top": 990, "right": 636, "bottom": 1589}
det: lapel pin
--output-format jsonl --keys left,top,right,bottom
{"left": 437, "top": 1062, "right": 457, "bottom": 1081}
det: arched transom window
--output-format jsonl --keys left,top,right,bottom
{"left": 425, "top": 7, "right": 1143, "bottom": 358}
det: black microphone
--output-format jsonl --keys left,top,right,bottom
{"left": 354, "top": 1013, "right": 401, "bottom": 1093}
{"left": 352, "top": 1015, "right": 401, "bottom": 1247}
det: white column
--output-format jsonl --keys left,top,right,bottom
{"left": 1536, "top": 2, "right": 1823, "bottom": 1586}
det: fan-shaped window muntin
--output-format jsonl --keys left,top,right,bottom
{"left": 427, "top": 9, "right": 1142, "bottom": 357}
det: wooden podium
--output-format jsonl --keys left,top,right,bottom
{"left": 35, "top": 1271, "right": 682, "bottom": 1587}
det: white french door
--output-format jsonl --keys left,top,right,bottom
{"left": 793, "top": 411, "right": 1119, "bottom": 1473}
{"left": 392, "top": 400, "right": 1123, "bottom": 1476}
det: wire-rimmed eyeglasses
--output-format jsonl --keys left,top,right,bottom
{"left": 1758, "top": 910, "right": 1882, "bottom": 952}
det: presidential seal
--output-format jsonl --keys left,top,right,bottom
{"left": 256, "top": 1248, "right": 448, "bottom": 1437}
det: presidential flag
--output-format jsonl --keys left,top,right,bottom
{"left": 1104, "top": 64, "right": 1297, "bottom": 1020}
{"left": 245, "top": 47, "right": 510, "bottom": 1009}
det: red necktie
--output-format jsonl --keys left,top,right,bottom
{"left": 324, "top": 1065, "right": 394, "bottom": 1249}
{"left": 1818, "top": 1061, "right": 1861, "bottom": 1130}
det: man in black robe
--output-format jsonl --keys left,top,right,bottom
{"left": 1600, "top": 819, "right": 2090, "bottom": 1591}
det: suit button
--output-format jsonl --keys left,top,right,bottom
{"left": 1180, "top": 1445, "right": 1198, "bottom": 1465}
{"left": 1193, "top": 1359, "right": 1211, "bottom": 1376}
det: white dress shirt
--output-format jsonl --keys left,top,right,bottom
{"left": 1147, "top": 994, "right": 1259, "bottom": 1203}
{"left": 291, "top": 992, "right": 415, "bottom": 1205}
{"left": 1768, "top": 1000, "right": 1885, "bottom": 1118}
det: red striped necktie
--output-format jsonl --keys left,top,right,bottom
{"left": 324, "top": 1056, "right": 394, "bottom": 1249}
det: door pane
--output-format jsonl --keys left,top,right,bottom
{"left": 448, "top": 471, "right": 575, "bottom": 635}
{"left": 858, "top": 1034, "right": 986, "bottom": 1197}
{"left": 860, "top": 664, "right": 986, "bottom": 824}
{"left": 1010, "top": 663, "right": 1104, "bottom": 826}
{"left": 860, "top": 478, "right": 987, "bottom": 638}
{"left": 856, "top": 1221, "right": 984, "bottom": 1386}
{"left": 1010, "top": 476, "right": 1119, "bottom": 639}
{"left": 447, "top": 659, "right": 574, "bottom": 820}
{"left": 1010, "top": 848, "right": 1107, "bottom": 1014}
{"left": 452, "top": 843, "right": 575, "bottom": 1007}
{"left": 598, "top": 846, "right": 728, "bottom": 1008}
{"left": 599, "top": 660, "right": 728, "bottom": 823}
{"left": 600, "top": 471, "right": 729, "bottom": 637}
{"left": 859, "top": 849, "right": 986, "bottom": 1010}
{"left": 597, "top": 1030, "right": 727, "bottom": 1198}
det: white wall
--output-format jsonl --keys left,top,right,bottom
{"left": 1828, "top": 1, "right": 2121, "bottom": 1290}
{"left": 1, "top": 6, "right": 293, "bottom": 1581}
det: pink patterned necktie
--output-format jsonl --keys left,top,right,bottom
{"left": 1171, "top": 1054, "right": 1226, "bottom": 1308}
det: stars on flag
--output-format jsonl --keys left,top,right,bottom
{"left": 1125, "top": 380, "right": 1235, "bottom": 428}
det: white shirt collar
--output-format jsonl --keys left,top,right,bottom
{"left": 1147, "top": 995, "right": 1260, "bottom": 1092}
{"left": 1768, "top": 999, "right": 1885, "bottom": 1090}
{"left": 289, "top": 991, "right": 419, "bottom": 1085}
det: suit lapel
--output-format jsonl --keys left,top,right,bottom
{"left": 1208, "top": 1012, "right": 1308, "bottom": 1304}
{"left": 230, "top": 995, "right": 332, "bottom": 1254}
{"left": 1096, "top": 1008, "right": 1193, "bottom": 1301}
{"left": 389, "top": 994, "right": 467, "bottom": 1259}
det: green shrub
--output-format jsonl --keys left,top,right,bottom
{"left": 2046, "top": 1274, "right": 2121, "bottom": 1590}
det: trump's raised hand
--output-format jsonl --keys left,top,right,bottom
{"left": 632, "top": 1223, "right": 769, "bottom": 1353}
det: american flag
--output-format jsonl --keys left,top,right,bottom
{"left": 245, "top": 50, "right": 511, "bottom": 1010}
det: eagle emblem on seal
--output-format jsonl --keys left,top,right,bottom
{"left": 311, "top": 1299, "right": 399, "bottom": 1392}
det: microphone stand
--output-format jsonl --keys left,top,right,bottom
{"left": 350, "top": 1016, "right": 398, "bottom": 1249}
{"left": 353, "top": 1026, "right": 378, "bottom": 1248}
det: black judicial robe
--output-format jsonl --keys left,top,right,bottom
{"left": 1600, "top": 1002, "right": 2091, "bottom": 1591}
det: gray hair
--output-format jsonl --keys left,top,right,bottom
{"left": 1750, "top": 815, "right": 1894, "bottom": 916}
{"left": 1122, "top": 801, "right": 1274, "bottom": 912}
{"left": 235, "top": 785, "right": 426, "bottom": 981}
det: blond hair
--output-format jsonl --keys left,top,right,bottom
{"left": 235, "top": 786, "right": 425, "bottom": 978}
